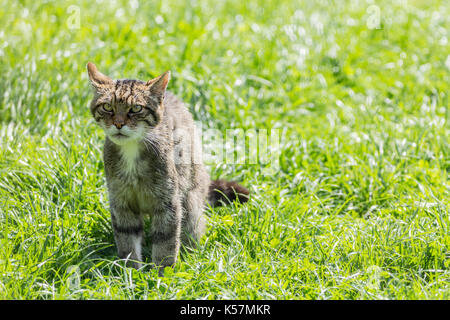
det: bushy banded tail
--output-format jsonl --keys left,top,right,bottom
{"left": 208, "top": 179, "right": 249, "bottom": 207}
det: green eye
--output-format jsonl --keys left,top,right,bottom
{"left": 102, "top": 104, "right": 113, "bottom": 112}
{"left": 130, "top": 105, "right": 143, "bottom": 113}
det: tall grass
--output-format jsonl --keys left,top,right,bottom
{"left": 0, "top": 0, "right": 448, "bottom": 299}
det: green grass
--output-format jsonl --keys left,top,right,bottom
{"left": 0, "top": 0, "right": 449, "bottom": 299}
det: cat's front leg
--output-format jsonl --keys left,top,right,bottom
{"left": 150, "top": 198, "right": 182, "bottom": 271}
{"left": 110, "top": 202, "right": 144, "bottom": 269}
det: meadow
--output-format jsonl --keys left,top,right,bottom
{"left": 0, "top": 0, "right": 448, "bottom": 299}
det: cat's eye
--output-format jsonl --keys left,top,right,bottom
{"left": 130, "top": 105, "right": 143, "bottom": 113}
{"left": 101, "top": 104, "right": 113, "bottom": 112}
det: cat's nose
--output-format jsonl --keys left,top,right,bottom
{"left": 114, "top": 121, "right": 125, "bottom": 129}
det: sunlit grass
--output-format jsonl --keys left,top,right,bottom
{"left": 0, "top": 0, "right": 449, "bottom": 299}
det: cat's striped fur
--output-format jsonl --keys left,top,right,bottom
{"left": 87, "top": 63, "right": 249, "bottom": 270}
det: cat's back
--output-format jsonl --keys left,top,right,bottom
{"left": 163, "top": 91, "right": 209, "bottom": 190}
{"left": 163, "top": 91, "right": 196, "bottom": 129}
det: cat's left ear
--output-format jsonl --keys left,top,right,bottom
{"left": 146, "top": 71, "right": 170, "bottom": 101}
{"left": 87, "top": 62, "right": 113, "bottom": 89}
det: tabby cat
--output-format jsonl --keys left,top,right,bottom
{"left": 87, "top": 62, "right": 249, "bottom": 270}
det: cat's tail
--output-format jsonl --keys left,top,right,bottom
{"left": 208, "top": 179, "right": 249, "bottom": 207}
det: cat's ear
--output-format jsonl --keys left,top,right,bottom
{"left": 146, "top": 71, "right": 170, "bottom": 101}
{"left": 87, "top": 62, "right": 112, "bottom": 89}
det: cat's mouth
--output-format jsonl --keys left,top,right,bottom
{"left": 112, "top": 132, "right": 128, "bottom": 138}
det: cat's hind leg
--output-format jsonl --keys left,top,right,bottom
{"left": 181, "top": 191, "right": 206, "bottom": 248}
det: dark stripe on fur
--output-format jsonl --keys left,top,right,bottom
{"left": 143, "top": 106, "right": 157, "bottom": 122}
{"left": 150, "top": 230, "right": 176, "bottom": 244}
{"left": 143, "top": 119, "right": 154, "bottom": 127}
{"left": 112, "top": 222, "right": 143, "bottom": 235}
{"left": 208, "top": 179, "right": 249, "bottom": 207}
{"left": 130, "top": 81, "right": 135, "bottom": 96}
{"left": 114, "top": 80, "right": 120, "bottom": 104}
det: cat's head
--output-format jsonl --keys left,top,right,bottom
{"left": 87, "top": 62, "right": 170, "bottom": 146}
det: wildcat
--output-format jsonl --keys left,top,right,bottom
{"left": 87, "top": 62, "right": 249, "bottom": 270}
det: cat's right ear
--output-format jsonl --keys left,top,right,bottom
{"left": 87, "top": 62, "right": 112, "bottom": 89}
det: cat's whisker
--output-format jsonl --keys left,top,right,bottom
{"left": 143, "top": 137, "right": 160, "bottom": 156}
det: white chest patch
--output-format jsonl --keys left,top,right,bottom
{"left": 119, "top": 142, "right": 141, "bottom": 177}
